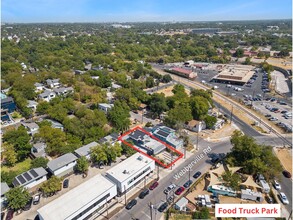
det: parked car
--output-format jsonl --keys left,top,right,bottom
{"left": 158, "top": 202, "right": 168, "bottom": 212}
{"left": 279, "top": 192, "right": 289, "bottom": 204}
{"left": 269, "top": 117, "right": 278, "bottom": 121}
{"left": 5, "top": 210, "right": 14, "bottom": 220}
{"left": 266, "top": 195, "right": 273, "bottom": 204}
{"left": 265, "top": 114, "right": 272, "bottom": 117}
{"left": 273, "top": 180, "right": 281, "bottom": 190}
{"left": 23, "top": 197, "right": 33, "bottom": 211}
{"left": 149, "top": 181, "right": 159, "bottom": 190}
{"left": 183, "top": 180, "right": 193, "bottom": 188}
{"left": 175, "top": 187, "right": 185, "bottom": 195}
{"left": 63, "top": 179, "right": 69, "bottom": 188}
{"left": 126, "top": 199, "right": 137, "bottom": 210}
{"left": 167, "top": 195, "right": 174, "bottom": 204}
{"left": 33, "top": 194, "right": 41, "bottom": 205}
{"left": 282, "top": 170, "right": 292, "bottom": 178}
{"left": 193, "top": 171, "right": 202, "bottom": 179}
{"left": 139, "top": 189, "right": 149, "bottom": 199}
{"left": 281, "top": 110, "right": 288, "bottom": 114}
{"left": 164, "top": 184, "right": 176, "bottom": 194}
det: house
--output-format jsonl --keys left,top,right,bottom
{"left": 37, "top": 175, "right": 117, "bottom": 220}
{"left": 174, "top": 197, "right": 188, "bottom": 211}
{"left": 1, "top": 96, "right": 16, "bottom": 121}
{"left": 45, "top": 119, "right": 64, "bottom": 131}
{"left": 74, "top": 70, "right": 86, "bottom": 75}
{"left": 53, "top": 87, "right": 74, "bottom": 96}
{"left": 212, "top": 119, "right": 225, "bottom": 130}
{"left": 12, "top": 167, "right": 48, "bottom": 189}
{"left": 34, "top": 83, "right": 44, "bottom": 92}
{"left": 22, "top": 122, "right": 39, "bottom": 135}
{"left": 106, "top": 92, "right": 114, "bottom": 103}
{"left": 38, "top": 90, "right": 56, "bottom": 102}
{"left": 27, "top": 100, "right": 38, "bottom": 110}
{"left": 74, "top": 141, "right": 98, "bottom": 159}
{"left": 184, "top": 120, "right": 206, "bottom": 132}
{"left": 47, "top": 153, "right": 78, "bottom": 177}
{"left": 91, "top": 76, "right": 100, "bottom": 80}
{"left": 111, "top": 82, "right": 122, "bottom": 90}
{"left": 1, "top": 182, "right": 10, "bottom": 207}
{"left": 31, "top": 142, "right": 47, "bottom": 158}
{"left": 98, "top": 103, "right": 114, "bottom": 114}
{"left": 152, "top": 126, "right": 183, "bottom": 149}
{"left": 46, "top": 79, "right": 60, "bottom": 88}
{"left": 84, "top": 62, "right": 92, "bottom": 71}
{"left": 99, "top": 133, "right": 119, "bottom": 146}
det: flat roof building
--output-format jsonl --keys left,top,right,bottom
{"left": 37, "top": 174, "right": 117, "bottom": 220}
{"left": 152, "top": 126, "right": 183, "bottom": 149}
{"left": 106, "top": 153, "right": 155, "bottom": 194}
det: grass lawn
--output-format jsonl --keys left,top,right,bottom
{"left": 1, "top": 158, "right": 32, "bottom": 173}
{"left": 169, "top": 214, "right": 192, "bottom": 220}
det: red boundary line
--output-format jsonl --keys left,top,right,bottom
{"left": 118, "top": 126, "right": 184, "bottom": 168}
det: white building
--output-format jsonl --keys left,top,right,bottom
{"left": 46, "top": 79, "right": 60, "bottom": 88}
{"left": 98, "top": 103, "right": 114, "bottom": 114}
{"left": 106, "top": 153, "right": 155, "bottom": 194}
{"left": 47, "top": 153, "right": 77, "bottom": 177}
{"left": 74, "top": 141, "right": 99, "bottom": 159}
{"left": 12, "top": 168, "right": 48, "bottom": 189}
{"left": 27, "top": 100, "right": 38, "bottom": 110}
{"left": 38, "top": 90, "right": 56, "bottom": 102}
{"left": 34, "top": 83, "right": 44, "bottom": 92}
{"left": 174, "top": 197, "right": 188, "bottom": 211}
{"left": 37, "top": 174, "right": 117, "bottom": 220}
{"left": 21, "top": 122, "right": 39, "bottom": 135}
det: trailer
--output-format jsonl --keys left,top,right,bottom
{"left": 241, "top": 189, "right": 263, "bottom": 202}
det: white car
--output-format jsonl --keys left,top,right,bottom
{"left": 279, "top": 192, "right": 289, "bottom": 204}
{"left": 273, "top": 180, "right": 281, "bottom": 190}
{"left": 164, "top": 184, "right": 176, "bottom": 194}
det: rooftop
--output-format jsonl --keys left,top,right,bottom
{"left": 74, "top": 141, "right": 98, "bottom": 157}
{"left": 171, "top": 67, "right": 192, "bottom": 75}
{"left": 99, "top": 133, "right": 119, "bottom": 144}
{"left": 47, "top": 153, "right": 77, "bottom": 172}
{"left": 1, "top": 182, "right": 10, "bottom": 196}
{"left": 106, "top": 153, "right": 154, "bottom": 183}
{"left": 37, "top": 174, "right": 116, "bottom": 220}
{"left": 13, "top": 167, "right": 47, "bottom": 187}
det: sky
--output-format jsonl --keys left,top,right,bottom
{"left": 2, "top": 0, "right": 292, "bottom": 23}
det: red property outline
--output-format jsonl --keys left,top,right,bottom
{"left": 118, "top": 126, "right": 184, "bottom": 168}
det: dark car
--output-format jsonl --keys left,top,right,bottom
{"left": 5, "top": 210, "right": 14, "bottom": 220}
{"left": 63, "top": 179, "right": 69, "bottom": 188}
{"left": 33, "top": 194, "right": 41, "bottom": 205}
{"left": 158, "top": 202, "right": 168, "bottom": 212}
{"left": 193, "top": 171, "right": 202, "bottom": 179}
{"left": 126, "top": 199, "right": 137, "bottom": 210}
{"left": 23, "top": 197, "right": 33, "bottom": 211}
{"left": 183, "top": 180, "right": 193, "bottom": 188}
{"left": 281, "top": 110, "right": 288, "bottom": 114}
{"left": 139, "top": 189, "right": 149, "bottom": 199}
{"left": 175, "top": 187, "right": 185, "bottom": 195}
{"left": 283, "top": 170, "right": 292, "bottom": 178}
{"left": 167, "top": 195, "right": 174, "bottom": 204}
{"left": 1, "top": 213, "right": 5, "bottom": 219}
{"left": 265, "top": 195, "right": 273, "bottom": 204}
{"left": 149, "top": 181, "right": 159, "bottom": 190}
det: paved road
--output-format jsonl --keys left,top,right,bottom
{"left": 111, "top": 140, "right": 232, "bottom": 220}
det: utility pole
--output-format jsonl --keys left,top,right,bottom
{"left": 149, "top": 202, "right": 153, "bottom": 220}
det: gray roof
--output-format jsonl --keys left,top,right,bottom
{"left": 175, "top": 197, "right": 188, "bottom": 207}
{"left": 22, "top": 122, "right": 39, "bottom": 130}
{"left": 99, "top": 133, "right": 119, "bottom": 144}
{"left": 34, "top": 82, "right": 44, "bottom": 87}
{"left": 74, "top": 141, "right": 98, "bottom": 157}
{"left": 1, "top": 97, "right": 14, "bottom": 104}
{"left": 1, "top": 182, "right": 10, "bottom": 196}
{"left": 47, "top": 153, "right": 77, "bottom": 172}
{"left": 32, "top": 142, "right": 46, "bottom": 150}
{"left": 98, "top": 103, "right": 114, "bottom": 109}
{"left": 45, "top": 119, "right": 63, "bottom": 129}
{"left": 39, "top": 90, "right": 56, "bottom": 98}
{"left": 13, "top": 167, "right": 48, "bottom": 187}
{"left": 53, "top": 87, "right": 74, "bottom": 94}
{"left": 129, "top": 130, "right": 146, "bottom": 141}
{"left": 46, "top": 79, "right": 60, "bottom": 85}
{"left": 27, "top": 100, "right": 38, "bottom": 107}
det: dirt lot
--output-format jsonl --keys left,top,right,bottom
{"left": 274, "top": 148, "right": 292, "bottom": 172}
{"left": 201, "top": 123, "right": 238, "bottom": 141}
{"left": 156, "top": 85, "right": 190, "bottom": 97}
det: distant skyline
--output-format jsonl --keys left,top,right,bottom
{"left": 2, "top": 0, "right": 292, "bottom": 23}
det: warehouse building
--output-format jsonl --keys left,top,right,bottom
{"left": 37, "top": 174, "right": 117, "bottom": 220}
{"left": 106, "top": 153, "right": 155, "bottom": 194}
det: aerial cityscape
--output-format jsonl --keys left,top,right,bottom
{"left": 1, "top": 0, "right": 292, "bottom": 220}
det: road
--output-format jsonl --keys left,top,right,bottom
{"left": 111, "top": 140, "right": 233, "bottom": 220}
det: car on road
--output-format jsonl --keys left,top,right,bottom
{"left": 193, "top": 171, "right": 202, "bottom": 179}
{"left": 158, "top": 202, "right": 168, "bottom": 212}
{"left": 33, "top": 194, "right": 41, "bottom": 205}
{"left": 175, "top": 187, "right": 185, "bottom": 195}
{"left": 183, "top": 180, "right": 193, "bottom": 188}
{"left": 265, "top": 114, "right": 272, "bottom": 117}
{"left": 23, "top": 197, "right": 33, "bottom": 211}
{"left": 63, "top": 179, "right": 69, "bottom": 188}
{"left": 282, "top": 170, "right": 292, "bottom": 178}
{"left": 149, "top": 181, "right": 159, "bottom": 190}
{"left": 5, "top": 210, "right": 14, "bottom": 220}
{"left": 164, "top": 184, "right": 176, "bottom": 194}
{"left": 139, "top": 189, "right": 149, "bottom": 199}
{"left": 279, "top": 192, "right": 289, "bottom": 204}
{"left": 126, "top": 199, "right": 137, "bottom": 210}
{"left": 273, "top": 180, "right": 281, "bottom": 190}
{"left": 269, "top": 117, "right": 278, "bottom": 121}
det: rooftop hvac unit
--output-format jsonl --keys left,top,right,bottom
{"left": 137, "top": 156, "right": 143, "bottom": 161}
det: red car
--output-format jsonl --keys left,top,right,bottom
{"left": 149, "top": 181, "right": 159, "bottom": 190}
{"left": 283, "top": 170, "right": 292, "bottom": 178}
{"left": 175, "top": 187, "right": 185, "bottom": 195}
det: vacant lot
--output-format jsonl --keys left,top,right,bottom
{"left": 274, "top": 148, "right": 292, "bottom": 172}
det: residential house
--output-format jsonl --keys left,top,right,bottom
{"left": 152, "top": 126, "right": 183, "bottom": 149}
{"left": 46, "top": 79, "right": 61, "bottom": 88}
{"left": 184, "top": 120, "right": 206, "bottom": 132}
{"left": 74, "top": 70, "right": 85, "bottom": 75}
{"left": 12, "top": 167, "right": 48, "bottom": 189}
{"left": 34, "top": 83, "right": 44, "bottom": 92}
{"left": 111, "top": 82, "right": 122, "bottom": 90}
{"left": 74, "top": 141, "right": 98, "bottom": 159}
{"left": 98, "top": 103, "right": 114, "bottom": 114}
{"left": 84, "top": 62, "right": 92, "bottom": 71}
{"left": 27, "top": 100, "right": 38, "bottom": 111}
{"left": 91, "top": 76, "right": 100, "bottom": 80}
{"left": 45, "top": 119, "right": 64, "bottom": 131}
{"left": 1, "top": 96, "right": 16, "bottom": 121}
{"left": 53, "top": 87, "right": 74, "bottom": 96}
{"left": 99, "top": 133, "right": 119, "bottom": 146}
{"left": 106, "top": 92, "right": 114, "bottom": 103}
{"left": 47, "top": 153, "right": 78, "bottom": 177}
{"left": 1, "top": 182, "right": 10, "bottom": 207}
{"left": 38, "top": 90, "right": 56, "bottom": 102}
{"left": 31, "top": 142, "right": 47, "bottom": 158}
{"left": 22, "top": 122, "right": 39, "bottom": 135}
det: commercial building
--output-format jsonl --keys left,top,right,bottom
{"left": 37, "top": 174, "right": 117, "bottom": 220}
{"left": 152, "top": 126, "right": 183, "bottom": 149}
{"left": 191, "top": 28, "right": 221, "bottom": 35}
{"left": 47, "top": 153, "right": 77, "bottom": 177}
{"left": 212, "top": 64, "right": 255, "bottom": 85}
{"left": 165, "top": 67, "right": 197, "bottom": 79}
{"left": 12, "top": 167, "right": 48, "bottom": 189}
{"left": 74, "top": 141, "right": 98, "bottom": 159}
{"left": 106, "top": 153, "right": 155, "bottom": 194}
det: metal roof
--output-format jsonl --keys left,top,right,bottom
{"left": 74, "top": 141, "right": 98, "bottom": 157}
{"left": 12, "top": 167, "right": 48, "bottom": 187}
{"left": 47, "top": 153, "right": 77, "bottom": 172}
{"left": 1, "top": 182, "right": 10, "bottom": 196}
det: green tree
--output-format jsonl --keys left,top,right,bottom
{"left": 204, "top": 115, "right": 217, "bottom": 129}
{"left": 90, "top": 145, "right": 108, "bottom": 164}
{"left": 76, "top": 156, "right": 89, "bottom": 174}
{"left": 222, "top": 170, "right": 241, "bottom": 190}
{"left": 190, "top": 96, "right": 210, "bottom": 120}
{"left": 161, "top": 74, "right": 172, "bottom": 83}
{"left": 2, "top": 143, "right": 17, "bottom": 166}
{"left": 148, "top": 93, "right": 168, "bottom": 118}
{"left": 113, "top": 142, "right": 123, "bottom": 157}
{"left": 108, "top": 101, "right": 130, "bottom": 132}
{"left": 146, "top": 76, "right": 155, "bottom": 88}
{"left": 121, "top": 142, "right": 137, "bottom": 157}
{"left": 192, "top": 207, "right": 210, "bottom": 219}
{"left": 164, "top": 103, "right": 192, "bottom": 128}
{"left": 40, "top": 176, "right": 62, "bottom": 196}
{"left": 5, "top": 187, "right": 30, "bottom": 210}
{"left": 235, "top": 48, "right": 244, "bottom": 58}
{"left": 31, "top": 157, "right": 49, "bottom": 169}
{"left": 1, "top": 171, "right": 19, "bottom": 186}
{"left": 36, "top": 101, "right": 51, "bottom": 115}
